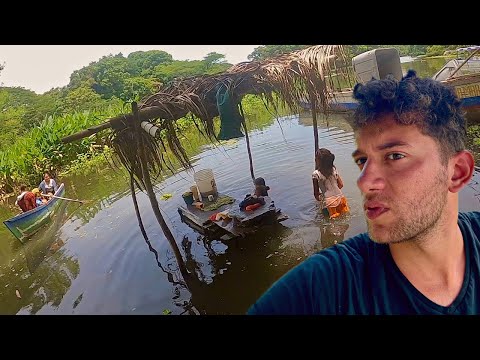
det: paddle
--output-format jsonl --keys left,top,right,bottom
{"left": 41, "top": 193, "right": 86, "bottom": 204}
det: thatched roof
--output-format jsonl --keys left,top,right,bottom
{"left": 62, "top": 45, "right": 353, "bottom": 189}
{"left": 138, "top": 45, "right": 351, "bottom": 122}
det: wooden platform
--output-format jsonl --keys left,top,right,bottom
{"left": 177, "top": 194, "right": 288, "bottom": 240}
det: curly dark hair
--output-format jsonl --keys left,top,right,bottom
{"left": 352, "top": 70, "right": 466, "bottom": 163}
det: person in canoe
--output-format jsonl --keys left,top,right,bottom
{"left": 32, "top": 188, "right": 47, "bottom": 206}
{"left": 38, "top": 171, "right": 58, "bottom": 198}
{"left": 15, "top": 185, "right": 37, "bottom": 212}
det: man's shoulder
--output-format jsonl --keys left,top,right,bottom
{"left": 459, "top": 211, "right": 480, "bottom": 235}
{"left": 459, "top": 211, "right": 480, "bottom": 225}
{"left": 247, "top": 232, "right": 378, "bottom": 315}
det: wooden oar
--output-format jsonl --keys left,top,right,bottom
{"left": 41, "top": 193, "right": 86, "bottom": 204}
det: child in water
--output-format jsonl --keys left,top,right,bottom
{"left": 312, "top": 148, "right": 350, "bottom": 219}
{"left": 239, "top": 177, "right": 270, "bottom": 211}
{"left": 254, "top": 177, "right": 270, "bottom": 197}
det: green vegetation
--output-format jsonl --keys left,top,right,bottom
{"left": 0, "top": 45, "right": 477, "bottom": 195}
{"left": 0, "top": 92, "right": 284, "bottom": 195}
{"left": 346, "top": 45, "right": 473, "bottom": 58}
{"left": 0, "top": 50, "right": 231, "bottom": 152}
{"left": 0, "top": 104, "right": 123, "bottom": 192}
{"left": 248, "top": 45, "right": 312, "bottom": 60}
{"left": 468, "top": 125, "right": 480, "bottom": 146}
{"left": 247, "top": 45, "right": 473, "bottom": 61}
{"left": 467, "top": 126, "right": 480, "bottom": 165}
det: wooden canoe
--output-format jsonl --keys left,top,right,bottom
{"left": 3, "top": 183, "right": 66, "bottom": 242}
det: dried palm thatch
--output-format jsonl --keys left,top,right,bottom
{"left": 64, "top": 45, "right": 352, "bottom": 186}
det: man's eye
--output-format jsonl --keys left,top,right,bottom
{"left": 387, "top": 153, "right": 405, "bottom": 160}
{"left": 354, "top": 158, "right": 366, "bottom": 166}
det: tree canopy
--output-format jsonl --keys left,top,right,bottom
{"left": 0, "top": 44, "right": 473, "bottom": 152}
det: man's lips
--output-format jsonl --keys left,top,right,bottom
{"left": 364, "top": 201, "right": 389, "bottom": 220}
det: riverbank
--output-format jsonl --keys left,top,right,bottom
{"left": 0, "top": 94, "right": 287, "bottom": 203}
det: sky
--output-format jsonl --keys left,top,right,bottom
{"left": 0, "top": 45, "right": 260, "bottom": 94}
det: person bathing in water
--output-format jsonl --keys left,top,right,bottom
{"left": 312, "top": 148, "right": 350, "bottom": 219}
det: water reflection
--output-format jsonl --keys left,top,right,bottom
{"left": 0, "top": 201, "right": 80, "bottom": 315}
{"left": 178, "top": 223, "right": 295, "bottom": 314}
{"left": 401, "top": 57, "right": 449, "bottom": 78}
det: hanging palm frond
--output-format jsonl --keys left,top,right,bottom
{"left": 64, "top": 45, "right": 351, "bottom": 188}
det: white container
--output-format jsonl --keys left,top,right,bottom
{"left": 352, "top": 48, "right": 402, "bottom": 84}
{"left": 194, "top": 169, "right": 218, "bottom": 198}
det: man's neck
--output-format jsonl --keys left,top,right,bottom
{"left": 389, "top": 209, "right": 465, "bottom": 307}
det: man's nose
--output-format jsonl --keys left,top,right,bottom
{"left": 357, "top": 159, "right": 386, "bottom": 194}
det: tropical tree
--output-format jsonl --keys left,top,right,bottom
{"left": 248, "top": 45, "right": 311, "bottom": 60}
{"left": 203, "top": 52, "right": 226, "bottom": 70}
{"left": 59, "top": 85, "right": 106, "bottom": 113}
{"left": 127, "top": 50, "right": 173, "bottom": 77}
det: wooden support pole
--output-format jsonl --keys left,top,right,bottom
{"left": 310, "top": 96, "right": 319, "bottom": 153}
{"left": 131, "top": 102, "right": 190, "bottom": 279}
{"left": 239, "top": 102, "right": 255, "bottom": 182}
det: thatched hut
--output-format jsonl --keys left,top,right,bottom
{"left": 63, "top": 45, "right": 354, "bottom": 176}
{"left": 62, "top": 44, "right": 354, "bottom": 282}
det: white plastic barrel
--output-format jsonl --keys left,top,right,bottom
{"left": 194, "top": 169, "right": 218, "bottom": 198}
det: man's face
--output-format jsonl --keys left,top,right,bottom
{"left": 352, "top": 115, "right": 449, "bottom": 244}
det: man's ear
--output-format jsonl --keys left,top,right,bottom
{"left": 449, "top": 150, "right": 475, "bottom": 193}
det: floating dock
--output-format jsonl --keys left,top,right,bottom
{"left": 177, "top": 195, "right": 288, "bottom": 240}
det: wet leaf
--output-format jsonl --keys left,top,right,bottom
{"left": 163, "top": 309, "right": 172, "bottom": 315}
{"left": 160, "top": 193, "right": 173, "bottom": 201}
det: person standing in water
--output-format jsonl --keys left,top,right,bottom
{"left": 312, "top": 148, "right": 350, "bottom": 219}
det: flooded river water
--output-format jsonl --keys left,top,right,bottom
{"left": 1, "top": 111, "right": 479, "bottom": 314}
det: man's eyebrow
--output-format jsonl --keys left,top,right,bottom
{"left": 352, "top": 149, "right": 363, "bottom": 158}
{"left": 352, "top": 141, "right": 411, "bottom": 158}
{"left": 376, "top": 141, "right": 411, "bottom": 151}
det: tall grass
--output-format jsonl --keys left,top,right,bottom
{"left": 0, "top": 101, "right": 125, "bottom": 192}
{"left": 0, "top": 94, "right": 291, "bottom": 193}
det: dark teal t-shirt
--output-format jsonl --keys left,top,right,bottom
{"left": 247, "top": 211, "right": 480, "bottom": 315}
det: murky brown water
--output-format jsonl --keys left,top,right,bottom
{"left": 1, "top": 112, "right": 478, "bottom": 314}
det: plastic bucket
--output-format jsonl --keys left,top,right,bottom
{"left": 194, "top": 169, "right": 218, "bottom": 198}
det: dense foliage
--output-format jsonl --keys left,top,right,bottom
{"left": 0, "top": 45, "right": 477, "bottom": 194}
